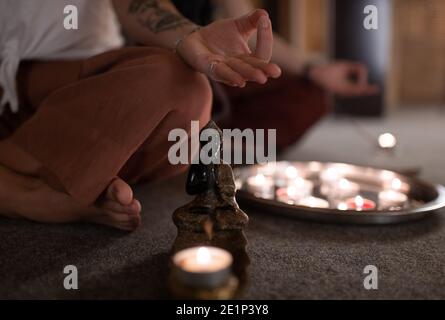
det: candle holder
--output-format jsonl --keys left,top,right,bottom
{"left": 169, "top": 246, "right": 239, "bottom": 300}
{"left": 169, "top": 273, "right": 239, "bottom": 300}
{"left": 378, "top": 190, "right": 408, "bottom": 210}
{"left": 172, "top": 246, "right": 233, "bottom": 287}
{"left": 234, "top": 161, "right": 445, "bottom": 225}
{"left": 170, "top": 228, "right": 250, "bottom": 300}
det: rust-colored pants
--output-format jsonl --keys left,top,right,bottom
{"left": 0, "top": 47, "right": 212, "bottom": 205}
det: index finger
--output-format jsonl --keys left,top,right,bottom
{"left": 255, "top": 15, "right": 273, "bottom": 62}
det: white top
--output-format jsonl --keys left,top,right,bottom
{"left": 0, "top": 0, "right": 124, "bottom": 114}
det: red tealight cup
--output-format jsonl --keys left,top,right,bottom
{"left": 345, "top": 196, "right": 376, "bottom": 211}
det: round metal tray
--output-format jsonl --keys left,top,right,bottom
{"left": 234, "top": 161, "right": 445, "bottom": 225}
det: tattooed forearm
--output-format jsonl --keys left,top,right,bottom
{"left": 128, "top": 0, "right": 192, "bottom": 33}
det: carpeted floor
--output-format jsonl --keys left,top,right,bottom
{"left": 1, "top": 108, "right": 444, "bottom": 300}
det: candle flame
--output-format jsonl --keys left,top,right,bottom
{"left": 339, "top": 178, "right": 350, "bottom": 189}
{"left": 378, "top": 133, "right": 397, "bottom": 149}
{"left": 386, "top": 190, "right": 397, "bottom": 198}
{"left": 197, "top": 247, "right": 211, "bottom": 265}
{"left": 287, "top": 186, "right": 298, "bottom": 197}
{"left": 355, "top": 196, "right": 364, "bottom": 208}
{"left": 322, "top": 168, "right": 340, "bottom": 181}
{"left": 391, "top": 178, "right": 402, "bottom": 190}
{"left": 255, "top": 174, "right": 266, "bottom": 184}
{"left": 285, "top": 166, "right": 299, "bottom": 179}
{"left": 294, "top": 177, "right": 305, "bottom": 188}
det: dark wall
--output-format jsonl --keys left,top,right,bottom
{"left": 332, "top": 0, "right": 391, "bottom": 117}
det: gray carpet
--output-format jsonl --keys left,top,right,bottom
{"left": 1, "top": 108, "right": 445, "bottom": 300}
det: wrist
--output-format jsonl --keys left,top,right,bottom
{"left": 300, "top": 63, "right": 314, "bottom": 81}
{"left": 298, "top": 54, "right": 328, "bottom": 79}
{"left": 301, "top": 62, "right": 323, "bottom": 84}
{"left": 173, "top": 25, "right": 203, "bottom": 72}
{"left": 173, "top": 25, "right": 201, "bottom": 53}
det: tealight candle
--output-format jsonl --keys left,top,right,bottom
{"left": 390, "top": 178, "right": 403, "bottom": 190}
{"left": 291, "top": 177, "right": 314, "bottom": 197}
{"left": 378, "top": 133, "right": 397, "bottom": 150}
{"left": 383, "top": 177, "right": 410, "bottom": 193}
{"left": 298, "top": 196, "right": 330, "bottom": 209}
{"left": 276, "top": 177, "right": 314, "bottom": 204}
{"left": 275, "top": 165, "right": 302, "bottom": 187}
{"left": 247, "top": 174, "right": 275, "bottom": 199}
{"left": 285, "top": 166, "right": 299, "bottom": 179}
{"left": 378, "top": 190, "right": 408, "bottom": 210}
{"left": 321, "top": 178, "right": 360, "bottom": 200}
{"left": 337, "top": 202, "right": 349, "bottom": 211}
{"left": 173, "top": 246, "right": 233, "bottom": 289}
{"left": 276, "top": 186, "right": 301, "bottom": 204}
{"left": 320, "top": 168, "right": 342, "bottom": 185}
{"left": 345, "top": 196, "right": 376, "bottom": 211}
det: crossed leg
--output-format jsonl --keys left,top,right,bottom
{"left": 0, "top": 47, "right": 212, "bottom": 231}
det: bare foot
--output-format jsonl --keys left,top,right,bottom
{"left": 0, "top": 164, "right": 142, "bottom": 231}
{"left": 87, "top": 178, "right": 142, "bottom": 231}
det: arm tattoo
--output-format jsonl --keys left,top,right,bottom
{"left": 128, "top": 0, "right": 191, "bottom": 33}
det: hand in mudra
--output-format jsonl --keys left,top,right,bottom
{"left": 309, "top": 62, "right": 380, "bottom": 97}
{"left": 178, "top": 9, "right": 282, "bottom": 87}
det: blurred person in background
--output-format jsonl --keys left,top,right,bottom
{"left": 173, "top": 0, "right": 378, "bottom": 149}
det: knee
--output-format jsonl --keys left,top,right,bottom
{"left": 115, "top": 48, "right": 212, "bottom": 134}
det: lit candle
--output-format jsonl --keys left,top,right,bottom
{"left": 383, "top": 177, "right": 410, "bottom": 193}
{"left": 285, "top": 166, "right": 299, "bottom": 179}
{"left": 391, "top": 178, "right": 403, "bottom": 190}
{"left": 298, "top": 196, "right": 330, "bottom": 209}
{"left": 337, "top": 202, "right": 349, "bottom": 211}
{"left": 320, "top": 168, "right": 342, "bottom": 185}
{"left": 345, "top": 196, "right": 376, "bottom": 211}
{"left": 291, "top": 177, "right": 314, "bottom": 197}
{"left": 247, "top": 174, "right": 275, "bottom": 199}
{"left": 257, "top": 162, "right": 277, "bottom": 177}
{"left": 275, "top": 165, "right": 301, "bottom": 187}
{"left": 378, "top": 190, "right": 408, "bottom": 210}
{"left": 378, "top": 133, "right": 397, "bottom": 150}
{"left": 276, "top": 177, "right": 314, "bottom": 204}
{"left": 173, "top": 247, "right": 233, "bottom": 289}
{"left": 276, "top": 186, "right": 301, "bottom": 204}
{"left": 321, "top": 178, "right": 360, "bottom": 200}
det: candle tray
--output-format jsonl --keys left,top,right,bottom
{"left": 234, "top": 161, "right": 445, "bottom": 225}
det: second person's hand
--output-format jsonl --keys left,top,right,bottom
{"left": 309, "top": 61, "right": 380, "bottom": 97}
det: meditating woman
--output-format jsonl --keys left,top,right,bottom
{"left": 0, "top": 0, "right": 281, "bottom": 230}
